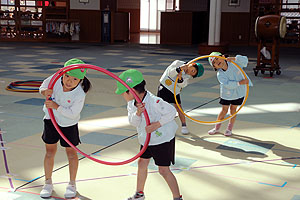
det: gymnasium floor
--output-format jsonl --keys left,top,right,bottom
{"left": 0, "top": 42, "right": 299, "bottom": 200}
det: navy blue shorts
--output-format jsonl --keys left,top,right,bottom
{"left": 157, "top": 84, "right": 181, "bottom": 104}
{"left": 219, "top": 97, "right": 244, "bottom": 106}
{"left": 140, "top": 137, "right": 175, "bottom": 166}
{"left": 42, "top": 119, "right": 81, "bottom": 147}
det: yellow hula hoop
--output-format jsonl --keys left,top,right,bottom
{"left": 174, "top": 55, "right": 249, "bottom": 125}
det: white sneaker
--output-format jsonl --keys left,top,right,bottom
{"left": 64, "top": 184, "right": 77, "bottom": 198}
{"left": 224, "top": 129, "right": 232, "bottom": 136}
{"left": 181, "top": 126, "right": 189, "bottom": 135}
{"left": 208, "top": 128, "right": 219, "bottom": 135}
{"left": 127, "top": 192, "right": 145, "bottom": 200}
{"left": 40, "top": 183, "right": 53, "bottom": 198}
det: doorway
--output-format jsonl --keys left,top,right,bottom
{"left": 140, "top": 0, "right": 179, "bottom": 44}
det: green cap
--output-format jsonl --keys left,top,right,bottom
{"left": 64, "top": 58, "right": 87, "bottom": 79}
{"left": 115, "top": 69, "right": 144, "bottom": 95}
{"left": 208, "top": 52, "right": 222, "bottom": 67}
{"left": 195, "top": 63, "right": 204, "bottom": 77}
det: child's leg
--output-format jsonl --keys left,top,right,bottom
{"left": 208, "top": 105, "right": 229, "bottom": 135}
{"left": 44, "top": 143, "right": 57, "bottom": 181}
{"left": 158, "top": 166, "right": 180, "bottom": 198}
{"left": 174, "top": 103, "right": 186, "bottom": 126}
{"left": 136, "top": 158, "right": 150, "bottom": 192}
{"left": 174, "top": 103, "right": 190, "bottom": 134}
{"left": 217, "top": 105, "right": 230, "bottom": 121}
{"left": 215, "top": 105, "right": 229, "bottom": 129}
{"left": 227, "top": 105, "right": 238, "bottom": 131}
{"left": 65, "top": 147, "right": 79, "bottom": 183}
{"left": 64, "top": 147, "right": 78, "bottom": 198}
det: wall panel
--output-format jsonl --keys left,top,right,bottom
{"left": 117, "top": 0, "right": 139, "bottom": 9}
{"left": 161, "top": 12, "right": 208, "bottom": 45}
{"left": 220, "top": 12, "right": 251, "bottom": 45}
{"left": 101, "top": 0, "right": 117, "bottom": 11}
{"left": 69, "top": 10, "right": 101, "bottom": 42}
{"left": 70, "top": 0, "right": 100, "bottom": 10}
{"left": 161, "top": 12, "right": 193, "bottom": 44}
{"left": 118, "top": 8, "right": 140, "bottom": 33}
{"left": 180, "top": 0, "right": 209, "bottom": 11}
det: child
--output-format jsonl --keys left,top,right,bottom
{"left": 39, "top": 58, "right": 91, "bottom": 198}
{"left": 115, "top": 69, "right": 183, "bottom": 200}
{"left": 207, "top": 52, "right": 253, "bottom": 136}
{"left": 157, "top": 61, "right": 204, "bottom": 134}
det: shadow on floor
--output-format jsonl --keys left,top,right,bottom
{"left": 177, "top": 133, "right": 300, "bottom": 166}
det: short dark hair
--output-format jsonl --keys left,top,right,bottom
{"left": 81, "top": 77, "right": 92, "bottom": 93}
{"left": 213, "top": 54, "right": 229, "bottom": 71}
{"left": 61, "top": 76, "right": 91, "bottom": 93}
{"left": 192, "top": 63, "right": 198, "bottom": 78}
{"left": 126, "top": 80, "right": 146, "bottom": 94}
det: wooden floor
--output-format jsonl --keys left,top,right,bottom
{"left": 0, "top": 43, "right": 299, "bottom": 200}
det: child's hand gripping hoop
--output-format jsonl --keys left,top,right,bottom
{"left": 48, "top": 64, "right": 151, "bottom": 165}
{"left": 173, "top": 55, "right": 249, "bottom": 125}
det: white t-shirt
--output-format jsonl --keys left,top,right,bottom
{"left": 159, "top": 60, "right": 192, "bottom": 95}
{"left": 39, "top": 74, "right": 86, "bottom": 127}
{"left": 127, "top": 91, "right": 178, "bottom": 146}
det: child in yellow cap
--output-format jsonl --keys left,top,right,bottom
{"left": 116, "top": 69, "right": 183, "bottom": 200}
{"left": 39, "top": 58, "right": 91, "bottom": 198}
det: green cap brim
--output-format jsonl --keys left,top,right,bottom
{"left": 66, "top": 69, "right": 87, "bottom": 79}
{"left": 115, "top": 85, "right": 127, "bottom": 95}
{"left": 196, "top": 63, "right": 204, "bottom": 77}
{"left": 115, "top": 69, "right": 144, "bottom": 95}
{"left": 64, "top": 58, "right": 86, "bottom": 79}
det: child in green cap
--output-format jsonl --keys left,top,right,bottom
{"left": 116, "top": 69, "right": 183, "bottom": 200}
{"left": 39, "top": 58, "right": 91, "bottom": 198}
{"left": 157, "top": 60, "right": 204, "bottom": 134}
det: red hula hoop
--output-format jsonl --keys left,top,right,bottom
{"left": 48, "top": 64, "right": 151, "bottom": 165}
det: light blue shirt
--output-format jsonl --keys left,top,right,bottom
{"left": 217, "top": 55, "right": 253, "bottom": 100}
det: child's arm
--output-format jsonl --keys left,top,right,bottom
{"left": 157, "top": 100, "right": 177, "bottom": 125}
{"left": 234, "top": 55, "right": 253, "bottom": 86}
{"left": 177, "top": 75, "right": 189, "bottom": 88}
{"left": 176, "top": 65, "right": 190, "bottom": 88}
{"left": 168, "top": 60, "right": 186, "bottom": 77}
{"left": 44, "top": 94, "right": 85, "bottom": 120}
{"left": 226, "top": 57, "right": 236, "bottom": 63}
{"left": 145, "top": 121, "right": 161, "bottom": 134}
{"left": 128, "top": 102, "right": 142, "bottom": 127}
{"left": 218, "top": 73, "right": 248, "bottom": 89}
{"left": 56, "top": 97, "right": 85, "bottom": 120}
{"left": 45, "top": 99, "right": 59, "bottom": 110}
{"left": 39, "top": 75, "right": 54, "bottom": 98}
{"left": 233, "top": 55, "right": 248, "bottom": 68}
{"left": 145, "top": 99, "right": 176, "bottom": 133}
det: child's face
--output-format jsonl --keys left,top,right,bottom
{"left": 186, "top": 64, "right": 197, "bottom": 77}
{"left": 62, "top": 74, "right": 81, "bottom": 91}
{"left": 212, "top": 56, "right": 226, "bottom": 70}
{"left": 121, "top": 90, "right": 135, "bottom": 102}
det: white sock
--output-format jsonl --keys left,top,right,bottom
{"left": 45, "top": 178, "right": 52, "bottom": 184}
